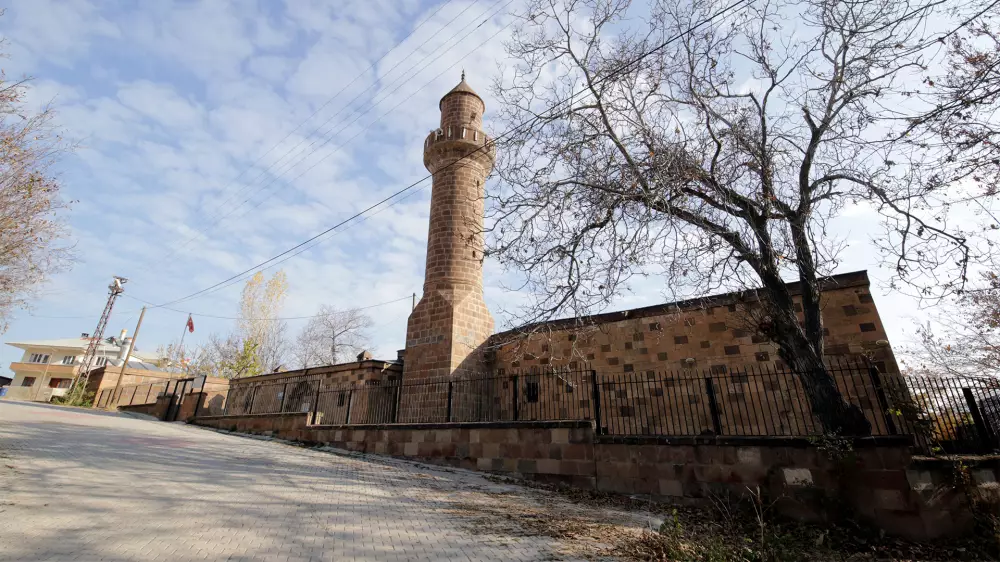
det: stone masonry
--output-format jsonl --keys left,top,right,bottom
{"left": 402, "top": 77, "right": 496, "bottom": 420}
{"left": 489, "top": 271, "right": 897, "bottom": 376}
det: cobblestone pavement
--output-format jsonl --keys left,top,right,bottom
{"left": 0, "top": 401, "right": 655, "bottom": 561}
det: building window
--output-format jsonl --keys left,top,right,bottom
{"left": 27, "top": 353, "right": 50, "bottom": 364}
{"left": 61, "top": 356, "right": 77, "bottom": 365}
{"left": 48, "top": 378, "right": 72, "bottom": 388}
{"left": 21, "top": 377, "right": 36, "bottom": 387}
{"left": 95, "top": 357, "right": 108, "bottom": 367}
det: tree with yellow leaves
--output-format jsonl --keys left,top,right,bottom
{"left": 189, "top": 271, "right": 289, "bottom": 378}
{"left": 237, "top": 270, "right": 288, "bottom": 374}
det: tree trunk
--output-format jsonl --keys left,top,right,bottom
{"left": 757, "top": 270, "right": 872, "bottom": 436}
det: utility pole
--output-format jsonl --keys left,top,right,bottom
{"left": 111, "top": 306, "right": 145, "bottom": 399}
{"left": 72, "top": 276, "right": 127, "bottom": 399}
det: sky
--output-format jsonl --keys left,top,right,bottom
{"left": 0, "top": 0, "right": 986, "bottom": 372}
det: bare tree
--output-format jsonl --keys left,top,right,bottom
{"left": 904, "top": 271, "right": 1000, "bottom": 378}
{"left": 900, "top": 1, "right": 1000, "bottom": 199}
{"left": 0, "top": 41, "right": 73, "bottom": 333}
{"left": 293, "top": 305, "right": 373, "bottom": 368}
{"left": 487, "top": 0, "right": 974, "bottom": 434}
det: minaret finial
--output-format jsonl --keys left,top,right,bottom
{"left": 461, "top": 69, "right": 465, "bottom": 81}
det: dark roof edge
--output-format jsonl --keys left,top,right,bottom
{"left": 229, "top": 359, "right": 401, "bottom": 384}
{"left": 489, "top": 270, "right": 871, "bottom": 343}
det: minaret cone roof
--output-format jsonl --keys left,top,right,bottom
{"left": 440, "top": 77, "right": 483, "bottom": 108}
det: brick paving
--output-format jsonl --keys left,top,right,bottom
{"left": 0, "top": 401, "right": 652, "bottom": 561}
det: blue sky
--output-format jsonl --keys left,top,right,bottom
{"left": 0, "top": 0, "right": 976, "bottom": 372}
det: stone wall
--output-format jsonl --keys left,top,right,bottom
{"left": 484, "top": 271, "right": 905, "bottom": 436}
{"left": 118, "top": 395, "right": 171, "bottom": 419}
{"left": 222, "top": 360, "right": 402, "bottom": 421}
{"left": 490, "top": 271, "right": 895, "bottom": 375}
{"left": 191, "top": 413, "right": 996, "bottom": 540}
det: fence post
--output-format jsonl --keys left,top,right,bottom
{"left": 963, "top": 387, "right": 999, "bottom": 452}
{"left": 393, "top": 380, "right": 401, "bottom": 423}
{"left": 345, "top": 390, "right": 354, "bottom": 425}
{"left": 446, "top": 381, "right": 454, "bottom": 422}
{"left": 866, "top": 366, "right": 897, "bottom": 435}
{"left": 192, "top": 388, "right": 202, "bottom": 419}
{"left": 145, "top": 385, "right": 153, "bottom": 405}
{"left": 590, "top": 371, "right": 603, "bottom": 435}
{"left": 512, "top": 375, "right": 519, "bottom": 421}
{"left": 705, "top": 377, "right": 723, "bottom": 435}
{"left": 248, "top": 386, "right": 258, "bottom": 415}
{"left": 278, "top": 382, "right": 288, "bottom": 413}
{"left": 311, "top": 381, "right": 322, "bottom": 425}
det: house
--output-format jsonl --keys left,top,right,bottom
{"left": 3, "top": 331, "right": 161, "bottom": 402}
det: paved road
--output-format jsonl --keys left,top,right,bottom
{"left": 0, "top": 401, "right": 650, "bottom": 561}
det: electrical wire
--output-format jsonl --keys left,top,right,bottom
{"left": 140, "top": 0, "right": 754, "bottom": 310}
{"left": 151, "top": 10, "right": 520, "bottom": 306}
{"left": 121, "top": 293, "right": 413, "bottom": 321}
{"left": 144, "top": 0, "right": 504, "bottom": 270}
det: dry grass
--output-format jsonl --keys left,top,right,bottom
{"left": 474, "top": 475, "right": 996, "bottom": 562}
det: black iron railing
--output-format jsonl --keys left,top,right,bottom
{"left": 193, "top": 363, "right": 1000, "bottom": 455}
{"left": 95, "top": 381, "right": 171, "bottom": 408}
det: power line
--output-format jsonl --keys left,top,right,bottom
{"left": 154, "top": 10, "right": 519, "bottom": 306}
{"left": 228, "top": 0, "right": 514, "bottom": 218}
{"left": 146, "top": 0, "right": 751, "bottom": 309}
{"left": 27, "top": 310, "right": 142, "bottom": 320}
{"left": 142, "top": 0, "right": 753, "bottom": 310}
{"left": 121, "top": 293, "right": 414, "bottom": 321}
{"left": 144, "top": 0, "right": 504, "bottom": 271}
{"left": 131, "top": 5, "right": 515, "bottom": 308}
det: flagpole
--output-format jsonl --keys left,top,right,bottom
{"left": 178, "top": 314, "right": 191, "bottom": 372}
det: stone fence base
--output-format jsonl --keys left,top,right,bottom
{"left": 192, "top": 413, "right": 1000, "bottom": 541}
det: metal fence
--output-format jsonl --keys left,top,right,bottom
{"left": 95, "top": 380, "right": 171, "bottom": 409}
{"left": 194, "top": 363, "right": 1000, "bottom": 455}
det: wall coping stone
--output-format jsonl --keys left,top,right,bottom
{"left": 595, "top": 434, "right": 913, "bottom": 448}
{"left": 492, "top": 270, "right": 871, "bottom": 341}
{"left": 193, "top": 412, "right": 309, "bottom": 421}
{"left": 911, "top": 455, "right": 1000, "bottom": 469}
{"left": 309, "top": 420, "right": 594, "bottom": 431}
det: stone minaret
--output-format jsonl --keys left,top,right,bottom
{"left": 403, "top": 76, "right": 495, "bottom": 392}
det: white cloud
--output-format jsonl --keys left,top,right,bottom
{"left": 1, "top": 0, "right": 950, "bottom": 380}
{"left": 2, "top": 0, "right": 119, "bottom": 67}
{"left": 117, "top": 81, "right": 205, "bottom": 130}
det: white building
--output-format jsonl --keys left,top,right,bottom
{"left": 3, "top": 331, "right": 157, "bottom": 402}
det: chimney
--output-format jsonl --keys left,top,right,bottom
{"left": 120, "top": 329, "right": 127, "bottom": 340}
{"left": 118, "top": 337, "right": 134, "bottom": 360}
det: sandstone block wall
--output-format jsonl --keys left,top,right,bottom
{"left": 491, "top": 271, "right": 894, "bottom": 375}
{"left": 486, "top": 271, "right": 904, "bottom": 436}
{"left": 190, "top": 412, "right": 994, "bottom": 540}
{"left": 223, "top": 361, "right": 401, "bottom": 419}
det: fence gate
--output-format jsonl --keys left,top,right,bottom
{"left": 163, "top": 377, "right": 197, "bottom": 422}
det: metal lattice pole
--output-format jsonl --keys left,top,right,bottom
{"left": 72, "top": 276, "right": 127, "bottom": 399}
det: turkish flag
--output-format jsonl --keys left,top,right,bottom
{"left": 186, "top": 314, "right": 195, "bottom": 333}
